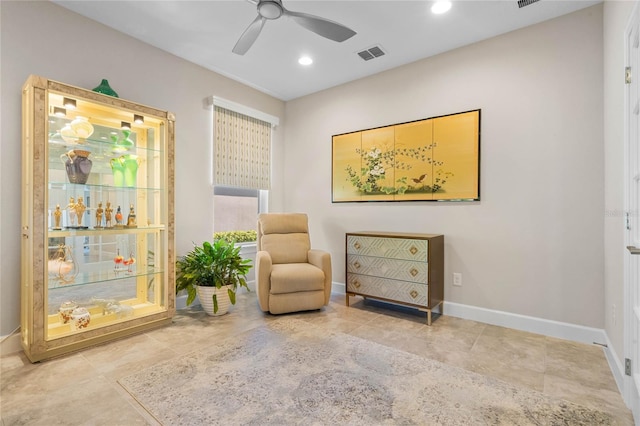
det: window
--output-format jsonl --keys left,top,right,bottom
{"left": 213, "top": 186, "right": 261, "bottom": 233}
{"left": 211, "top": 97, "right": 278, "bottom": 235}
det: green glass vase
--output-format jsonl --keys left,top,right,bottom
{"left": 92, "top": 79, "right": 119, "bottom": 98}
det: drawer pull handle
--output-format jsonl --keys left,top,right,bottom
{"left": 353, "top": 261, "right": 361, "bottom": 269}
{"left": 353, "top": 280, "right": 361, "bottom": 288}
{"left": 409, "top": 246, "right": 418, "bottom": 255}
{"left": 410, "top": 290, "right": 418, "bottom": 299}
{"left": 354, "top": 241, "right": 361, "bottom": 250}
{"left": 409, "top": 268, "right": 418, "bottom": 277}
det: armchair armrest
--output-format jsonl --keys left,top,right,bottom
{"left": 308, "top": 249, "right": 332, "bottom": 304}
{"left": 256, "top": 250, "right": 273, "bottom": 312}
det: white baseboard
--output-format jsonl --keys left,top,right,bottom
{"left": 0, "top": 330, "right": 22, "bottom": 356}
{"left": 332, "top": 282, "right": 346, "bottom": 294}
{"left": 176, "top": 293, "right": 190, "bottom": 310}
{"left": 603, "top": 332, "right": 626, "bottom": 398}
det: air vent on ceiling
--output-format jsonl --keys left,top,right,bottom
{"left": 357, "top": 45, "right": 386, "bottom": 61}
{"left": 517, "top": 0, "right": 540, "bottom": 8}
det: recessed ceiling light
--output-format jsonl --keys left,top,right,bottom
{"left": 431, "top": 1, "right": 452, "bottom": 14}
{"left": 298, "top": 56, "right": 313, "bottom": 66}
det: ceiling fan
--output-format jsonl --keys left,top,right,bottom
{"left": 233, "top": 0, "right": 357, "bottom": 55}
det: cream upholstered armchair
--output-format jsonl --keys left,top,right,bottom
{"left": 256, "top": 213, "right": 332, "bottom": 314}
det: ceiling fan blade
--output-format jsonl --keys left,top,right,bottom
{"left": 284, "top": 10, "right": 356, "bottom": 42}
{"left": 232, "top": 15, "right": 266, "bottom": 55}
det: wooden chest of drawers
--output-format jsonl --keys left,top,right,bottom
{"left": 345, "top": 232, "right": 444, "bottom": 325}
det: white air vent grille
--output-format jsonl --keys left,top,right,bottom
{"left": 357, "top": 45, "right": 386, "bottom": 61}
{"left": 517, "top": 0, "right": 540, "bottom": 8}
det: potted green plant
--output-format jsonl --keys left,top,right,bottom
{"left": 176, "top": 239, "right": 252, "bottom": 315}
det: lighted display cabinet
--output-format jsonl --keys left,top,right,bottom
{"left": 21, "top": 75, "right": 175, "bottom": 362}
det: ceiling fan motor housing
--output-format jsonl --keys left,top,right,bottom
{"left": 258, "top": 0, "right": 283, "bottom": 20}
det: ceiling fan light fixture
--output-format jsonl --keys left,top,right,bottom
{"left": 298, "top": 56, "right": 313, "bottom": 66}
{"left": 431, "top": 1, "right": 452, "bottom": 15}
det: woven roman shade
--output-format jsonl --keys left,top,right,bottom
{"left": 214, "top": 105, "right": 271, "bottom": 190}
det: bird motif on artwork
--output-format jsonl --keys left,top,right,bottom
{"left": 412, "top": 174, "right": 426, "bottom": 184}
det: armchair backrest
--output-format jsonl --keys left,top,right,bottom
{"left": 257, "top": 213, "right": 311, "bottom": 264}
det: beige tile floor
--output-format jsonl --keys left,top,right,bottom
{"left": 1, "top": 291, "right": 634, "bottom": 425}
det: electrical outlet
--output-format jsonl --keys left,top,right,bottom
{"left": 453, "top": 272, "right": 462, "bottom": 287}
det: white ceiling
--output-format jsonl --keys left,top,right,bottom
{"left": 52, "top": 0, "right": 600, "bottom": 101}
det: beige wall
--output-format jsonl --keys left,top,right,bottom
{"left": 604, "top": 0, "right": 635, "bottom": 370}
{"left": 0, "top": 1, "right": 285, "bottom": 336}
{"left": 284, "top": 5, "right": 605, "bottom": 328}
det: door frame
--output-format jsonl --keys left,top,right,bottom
{"left": 624, "top": 1, "right": 640, "bottom": 418}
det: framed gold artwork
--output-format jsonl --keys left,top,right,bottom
{"left": 332, "top": 109, "right": 480, "bottom": 202}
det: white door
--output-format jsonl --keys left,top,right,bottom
{"left": 625, "top": 2, "right": 640, "bottom": 420}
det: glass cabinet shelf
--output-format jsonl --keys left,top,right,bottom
{"left": 47, "top": 135, "right": 163, "bottom": 154}
{"left": 48, "top": 268, "right": 164, "bottom": 290}
{"left": 48, "top": 225, "right": 166, "bottom": 237}
{"left": 48, "top": 182, "right": 164, "bottom": 192}
{"left": 46, "top": 135, "right": 163, "bottom": 155}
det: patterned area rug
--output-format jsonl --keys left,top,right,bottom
{"left": 119, "top": 319, "right": 618, "bottom": 425}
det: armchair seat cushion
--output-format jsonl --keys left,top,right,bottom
{"left": 270, "top": 263, "right": 325, "bottom": 294}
